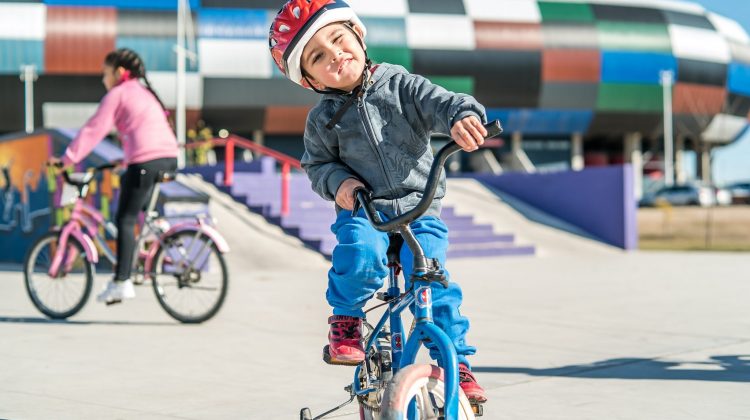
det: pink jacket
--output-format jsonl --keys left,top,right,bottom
{"left": 62, "top": 79, "right": 178, "bottom": 166}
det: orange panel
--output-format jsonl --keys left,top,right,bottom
{"left": 264, "top": 106, "right": 312, "bottom": 135}
{"left": 672, "top": 83, "right": 726, "bottom": 114}
{"left": 45, "top": 6, "right": 117, "bottom": 75}
{"left": 0, "top": 134, "right": 49, "bottom": 193}
{"left": 475, "top": 22, "right": 543, "bottom": 50}
{"left": 542, "top": 49, "right": 600, "bottom": 82}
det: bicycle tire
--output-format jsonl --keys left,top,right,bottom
{"left": 151, "top": 230, "right": 228, "bottom": 323}
{"left": 24, "top": 231, "right": 94, "bottom": 319}
{"left": 379, "top": 364, "right": 475, "bottom": 420}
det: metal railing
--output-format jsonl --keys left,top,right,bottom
{"left": 184, "top": 134, "right": 302, "bottom": 216}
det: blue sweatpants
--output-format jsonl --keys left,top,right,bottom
{"left": 327, "top": 209, "right": 476, "bottom": 366}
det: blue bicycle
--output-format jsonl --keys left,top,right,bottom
{"left": 301, "top": 120, "right": 502, "bottom": 420}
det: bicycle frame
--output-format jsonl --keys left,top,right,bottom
{"left": 142, "top": 218, "right": 230, "bottom": 281}
{"left": 48, "top": 196, "right": 106, "bottom": 277}
{"left": 47, "top": 167, "right": 229, "bottom": 280}
{"left": 352, "top": 263, "right": 461, "bottom": 419}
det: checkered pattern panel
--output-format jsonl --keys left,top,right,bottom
{"left": 0, "top": 0, "right": 747, "bottom": 141}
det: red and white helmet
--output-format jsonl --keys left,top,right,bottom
{"left": 269, "top": 0, "right": 366, "bottom": 88}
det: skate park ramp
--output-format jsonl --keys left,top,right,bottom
{"left": 179, "top": 174, "right": 619, "bottom": 265}
{"left": 442, "top": 178, "right": 620, "bottom": 258}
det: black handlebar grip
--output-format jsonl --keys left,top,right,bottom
{"left": 484, "top": 120, "right": 503, "bottom": 139}
{"left": 351, "top": 187, "right": 367, "bottom": 217}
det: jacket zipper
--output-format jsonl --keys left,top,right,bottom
{"left": 357, "top": 95, "right": 402, "bottom": 215}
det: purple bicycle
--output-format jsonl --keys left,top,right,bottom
{"left": 23, "top": 163, "right": 230, "bottom": 323}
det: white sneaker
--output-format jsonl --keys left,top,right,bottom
{"left": 96, "top": 279, "right": 136, "bottom": 304}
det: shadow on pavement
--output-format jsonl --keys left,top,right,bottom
{"left": 0, "top": 315, "right": 176, "bottom": 326}
{"left": 474, "top": 355, "right": 750, "bottom": 383}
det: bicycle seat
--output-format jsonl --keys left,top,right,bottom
{"left": 157, "top": 171, "right": 176, "bottom": 183}
{"left": 66, "top": 172, "right": 95, "bottom": 187}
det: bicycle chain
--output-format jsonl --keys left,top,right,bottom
{"left": 358, "top": 393, "right": 382, "bottom": 415}
{"left": 358, "top": 320, "right": 387, "bottom": 416}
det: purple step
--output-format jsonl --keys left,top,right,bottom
{"left": 210, "top": 167, "right": 534, "bottom": 259}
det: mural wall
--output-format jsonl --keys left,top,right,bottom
{"left": 0, "top": 135, "right": 52, "bottom": 262}
{"left": 0, "top": 131, "right": 121, "bottom": 263}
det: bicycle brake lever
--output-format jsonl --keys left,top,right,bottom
{"left": 351, "top": 187, "right": 366, "bottom": 217}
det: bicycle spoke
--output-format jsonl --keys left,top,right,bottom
{"left": 25, "top": 234, "right": 92, "bottom": 319}
{"left": 152, "top": 231, "right": 227, "bottom": 323}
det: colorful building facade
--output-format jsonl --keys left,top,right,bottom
{"left": 0, "top": 0, "right": 748, "bottom": 185}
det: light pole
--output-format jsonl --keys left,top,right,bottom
{"left": 20, "top": 64, "right": 38, "bottom": 134}
{"left": 660, "top": 69, "right": 674, "bottom": 187}
{"left": 176, "top": 0, "right": 187, "bottom": 168}
{"left": 176, "top": 0, "right": 197, "bottom": 169}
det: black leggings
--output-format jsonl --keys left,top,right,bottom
{"left": 115, "top": 157, "right": 178, "bottom": 281}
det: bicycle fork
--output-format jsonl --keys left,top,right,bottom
{"left": 48, "top": 224, "right": 97, "bottom": 278}
{"left": 399, "top": 279, "right": 460, "bottom": 420}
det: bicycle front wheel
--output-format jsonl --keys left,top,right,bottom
{"left": 151, "top": 230, "right": 228, "bottom": 323}
{"left": 24, "top": 231, "right": 94, "bottom": 319}
{"left": 380, "top": 364, "right": 475, "bottom": 420}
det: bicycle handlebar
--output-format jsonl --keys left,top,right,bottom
{"left": 48, "top": 161, "right": 119, "bottom": 186}
{"left": 353, "top": 120, "right": 503, "bottom": 233}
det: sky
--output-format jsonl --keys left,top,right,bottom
{"left": 696, "top": 0, "right": 750, "bottom": 185}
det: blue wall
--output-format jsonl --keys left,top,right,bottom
{"left": 472, "top": 165, "right": 637, "bottom": 250}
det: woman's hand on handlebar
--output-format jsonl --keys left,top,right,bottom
{"left": 450, "top": 115, "right": 488, "bottom": 152}
{"left": 335, "top": 178, "right": 366, "bottom": 210}
{"left": 112, "top": 159, "right": 126, "bottom": 173}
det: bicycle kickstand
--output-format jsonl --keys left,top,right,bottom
{"left": 300, "top": 387, "right": 356, "bottom": 420}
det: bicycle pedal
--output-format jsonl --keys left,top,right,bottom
{"left": 105, "top": 299, "right": 122, "bottom": 306}
{"left": 471, "top": 402, "right": 484, "bottom": 417}
{"left": 322, "top": 345, "right": 360, "bottom": 366}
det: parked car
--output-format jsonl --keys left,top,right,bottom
{"left": 726, "top": 182, "right": 750, "bottom": 204}
{"left": 639, "top": 184, "right": 715, "bottom": 207}
{"left": 712, "top": 185, "right": 732, "bottom": 206}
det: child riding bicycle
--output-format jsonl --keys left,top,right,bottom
{"left": 48, "top": 48, "right": 179, "bottom": 305}
{"left": 269, "top": 0, "right": 488, "bottom": 402}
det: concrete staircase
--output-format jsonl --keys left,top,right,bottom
{"left": 183, "top": 158, "right": 535, "bottom": 258}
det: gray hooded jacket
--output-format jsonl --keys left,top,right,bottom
{"left": 301, "top": 63, "right": 487, "bottom": 219}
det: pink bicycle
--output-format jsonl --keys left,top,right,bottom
{"left": 23, "top": 163, "right": 230, "bottom": 323}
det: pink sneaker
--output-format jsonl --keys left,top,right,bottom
{"left": 459, "top": 363, "right": 487, "bottom": 403}
{"left": 326, "top": 315, "right": 365, "bottom": 365}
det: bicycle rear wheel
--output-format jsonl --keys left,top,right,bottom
{"left": 380, "top": 364, "right": 475, "bottom": 420}
{"left": 151, "top": 230, "right": 228, "bottom": 323}
{"left": 24, "top": 231, "right": 94, "bottom": 319}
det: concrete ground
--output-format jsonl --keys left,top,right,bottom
{"left": 1, "top": 178, "right": 749, "bottom": 419}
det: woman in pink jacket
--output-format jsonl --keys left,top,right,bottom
{"left": 49, "top": 48, "right": 179, "bottom": 304}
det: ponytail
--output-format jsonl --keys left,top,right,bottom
{"left": 104, "top": 48, "right": 168, "bottom": 113}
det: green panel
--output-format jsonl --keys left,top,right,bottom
{"left": 596, "top": 22, "right": 671, "bottom": 53}
{"left": 597, "top": 83, "right": 665, "bottom": 112}
{"left": 101, "top": 195, "right": 110, "bottom": 221}
{"left": 426, "top": 76, "right": 474, "bottom": 95}
{"left": 368, "top": 46, "right": 411, "bottom": 71}
{"left": 538, "top": 1, "right": 594, "bottom": 22}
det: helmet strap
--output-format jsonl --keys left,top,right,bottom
{"left": 324, "top": 56, "right": 372, "bottom": 130}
